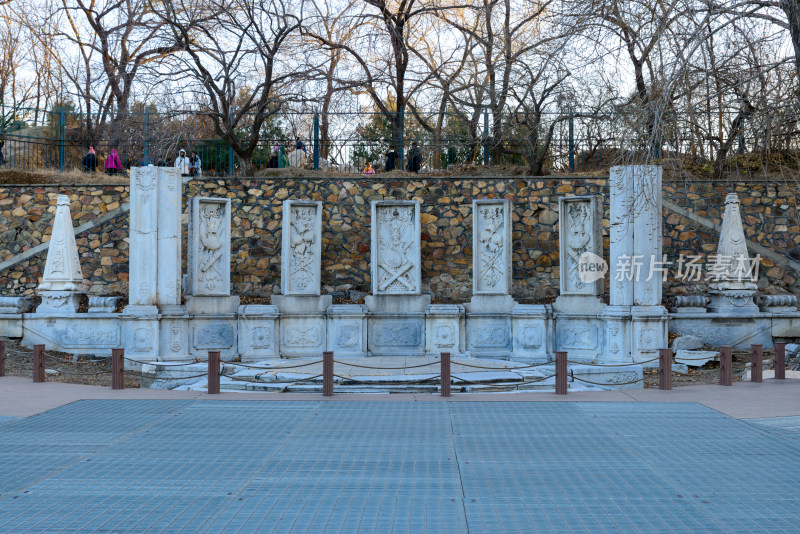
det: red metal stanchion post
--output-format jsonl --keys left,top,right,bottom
{"left": 719, "top": 346, "right": 732, "bottom": 386}
{"left": 111, "top": 348, "right": 125, "bottom": 390}
{"left": 440, "top": 352, "right": 451, "bottom": 397}
{"left": 750, "top": 344, "right": 763, "bottom": 383}
{"left": 659, "top": 348, "right": 672, "bottom": 391}
{"left": 555, "top": 351, "right": 568, "bottom": 395}
{"left": 323, "top": 351, "right": 334, "bottom": 396}
{"left": 208, "top": 351, "right": 220, "bottom": 394}
{"left": 0, "top": 339, "right": 5, "bottom": 377}
{"left": 774, "top": 342, "right": 786, "bottom": 380}
{"left": 33, "top": 344, "right": 45, "bottom": 383}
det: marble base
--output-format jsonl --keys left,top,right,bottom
{"left": 465, "top": 295, "right": 515, "bottom": 359}
{"left": 185, "top": 295, "right": 241, "bottom": 315}
{"left": 424, "top": 304, "right": 465, "bottom": 357}
{"left": 238, "top": 305, "right": 280, "bottom": 361}
{"left": 554, "top": 315, "right": 603, "bottom": 363}
{"left": 36, "top": 291, "right": 82, "bottom": 315}
{"left": 511, "top": 305, "right": 552, "bottom": 362}
{"left": 0, "top": 314, "right": 23, "bottom": 338}
{"left": 328, "top": 304, "right": 368, "bottom": 357}
{"left": 366, "top": 295, "right": 430, "bottom": 357}
{"left": 274, "top": 295, "right": 331, "bottom": 358}
{"left": 631, "top": 306, "right": 668, "bottom": 367}
{"left": 0, "top": 297, "right": 33, "bottom": 314}
{"left": 190, "top": 317, "right": 238, "bottom": 360}
{"left": 88, "top": 297, "right": 121, "bottom": 314}
{"left": 158, "top": 315, "right": 192, "bottom": 362}
{"left": 669, "top": 312, "right": 773, "bottom": 350}
{"left": 22, "top": 314, "right": 121, "bottom": 356}
{"left": 123, "top": 314, "right": 160, "bottom": 361}
{"left": 708, "top": 289, "right": 759, "bottom": 314}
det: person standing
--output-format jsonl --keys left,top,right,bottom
{"left": 105, "top": 148, "right": 123, "bottom": 174}
{"left": 189, "top": 151, "right": 202, "bottom": 176}
{"left": 175, "top": 148, "right": 190, "bottom": 176}
{"left": 384, "top": 145, "right": 398, "bottom": 171}
{"left": 406, "top": 141, "right": 423, "bottom": 174}
{"left": 82, "top": 146, "right": 97, "bottom": 172}
{"left": 0, "top": 138, "right": 6, "bottom": 167}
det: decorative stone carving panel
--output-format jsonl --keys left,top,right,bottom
{"left": 472, "top": 199, "right": 512, "bottom": 295}
{"left": 282, "top": 200, "right": 322, "bottom": 296}
{"left": 188, "top": 197, "right": 231, "bottom": 296}
{"left": 371, "top": 201, "right": 421, "bottom": 295}
{"left": 558, "top": 196, "right": 602, "bottom": 296}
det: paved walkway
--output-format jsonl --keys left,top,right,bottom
{"left": 1, "top": 377, "right": 799, "bottom": 532}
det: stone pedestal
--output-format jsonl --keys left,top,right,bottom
{"left": 327, "top": 304, "right": 368, "bottom": 357}
{"left": 425, "top": 304, "right": 465, "bottom": 357}
{"left": 185, "top": 295, "right": 239, "bottom": 360}
{"left": 602, "top": 306, "right": 633, "bottom": 363}
{"left": 511, "top": 305, "right": 552, "bottom": 362}
{"left": 464, "top": 295, "right": 515, "bottom": 359}
{"left": 273, "top": 295, "right": 332, "bottom": 358}
{"left": 366, "top": 295, "right": 430, "bottom": 357}
{"left": 158, "top": 314, "right": 191, "bottom": 362}
{"left": 122, "top": 310, "right": 160, "bottom": 362}
{"left": 282, "top": 200, "right": 323, "bottom": 296}
{"left": 238, "top": 305, "right": 280, "bottom": 361}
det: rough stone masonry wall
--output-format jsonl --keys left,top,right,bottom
{"left": 0, "top": 177, "right": 798, "bottom": 302}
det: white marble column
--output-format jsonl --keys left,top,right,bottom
{"left": 125, "top": 166, "right": 159, "bottom": 313}
{"left": 631, "top": 165, "right": 663, "bottom": 306}
{"left": 156, "top": 168, "right": 183, "bottom": 312}
{"left": 472, "top": 199, "right": 512, "bottom": 295}
{"left": 609, "top": 166, "right": 634, "bottom": 307}
{"left": 281, "top": 200, "right": 322, "bottom": 296}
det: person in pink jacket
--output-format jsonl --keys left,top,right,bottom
{"left": 105, "top": 148, "right": 123, "bottom": 174}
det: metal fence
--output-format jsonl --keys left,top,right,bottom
{"left": 1, "top": 104, "right": 798, "bottom": 176}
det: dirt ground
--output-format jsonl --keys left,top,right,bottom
{"left": 1, "top": 339, "right": 140, "bottom": 388}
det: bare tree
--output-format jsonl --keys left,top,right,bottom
{"left": 156, "top": 0, "right": 305, "bottom": 175}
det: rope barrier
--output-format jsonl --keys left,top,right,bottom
{"left": 123, "top": 357, "right": 201, "bottom": 367}
{"left": 451, "top": 373, "right": 556, "bottom": 386}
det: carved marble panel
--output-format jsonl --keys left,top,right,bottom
{"left": 472, "top": 199, "right": 512, "bottom": 295}
{"left": 555, "top": 320, "right": 600, "bottom": 352}
{"left": 158, "top": 317, "right": 191, "bottom": 362}
{"left": 558, "top": 196, "right": 603, "bottom": 296}
{"left": 466, "top": 317, "right": 512, "bottom": 356}
{"left": 237, "top": 305, "right": 280, "bottom": 360}
{"left": 511, "top": 305, "right": 551, "bottom": 361}
{"left": 371, "top": 200, "right": 421, "bottom": 295}
{"left": 282, "top": 200, "right": 322, "bottom": 296}
{"left": 194, "top": 323, "right": 234, "bottom": 349}
{"left": 156, "top": 168, "right": 183, "bottom": 306}
{"left": 327, "top": 305, "right": 368, "bottom": 357}
{"left": 187, "top": 197, "right": 231, "bottom": 296}
{"left": 368, "top": 317, "right": 425, "bottom": 356}
{"left": 279, "top": 315, "right": 326, "bottom": 357}
{"left": 425, "top": 304, "right": 464, "bottom": 356}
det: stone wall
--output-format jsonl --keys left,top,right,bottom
{"left": 1, "top": 177, "right": 797, "bottom": 302}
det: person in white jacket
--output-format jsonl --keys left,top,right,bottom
{"left": 175, "top": 149, "right": 190, "bottom": 176}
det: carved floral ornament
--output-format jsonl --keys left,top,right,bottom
{"left": 289, "top": 206, "right": 316, "bottom": 291}
{"left": 477, "top": 205, "right": 505, "bottom": 289}
{"left": 198, "top": 203, "right": 225, "bottom": 291}
{"left": 377, "top": 206, "right": 416, "bottom": 293}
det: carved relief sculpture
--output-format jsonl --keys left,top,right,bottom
{"left": 188, "top": 197, "right": 231, "bottom": 296}
{"left": 371, "top": 201, "right": 421, "bottom": 295}
{"left": 473, "top": 199, "right": 512, "bottom": 295}
{"left": 558, "top": 196, "right": 602, "bottom": 296}
{"left": 282, "top": 201, "right": 322, "bottom": 295}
